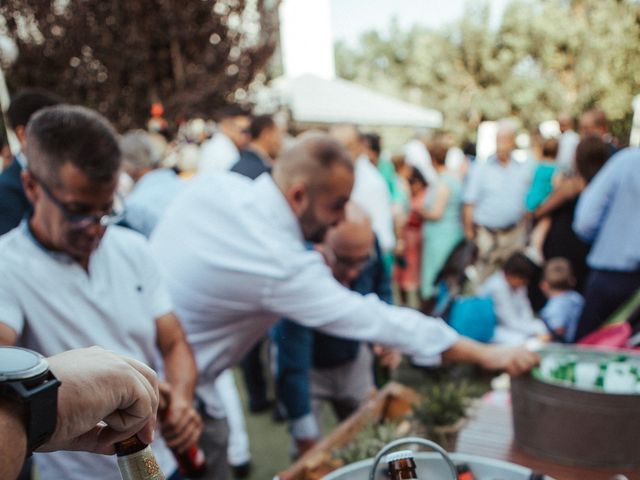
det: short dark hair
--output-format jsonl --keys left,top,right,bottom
{"left": 503, "top": 252, "right": 536, "bottom": 281}
{"left": 7, "top": 88, "right": 64, "bottom": 130}
{"left": 542, "top": 138, "right": 559, "bottom": 159}
{"left": 217, "top": 105, "right": 251, "bottom": 122}
{"left": 575, "top": 135, "right": 609, "bottom": 184}
{"left": 428, "top": 137, "right": 449, "bottom": 166}
{"left": 363, "top": 133, "right": 381, "bottom": 155}
{"left": 408, "top": 166, "right": 427, "bottom": 187}
{"left": 250, "top": 114, "right": 275, "bottom": 140}
{"left": 25, "top": 105, "right": 121, "bottom": 185}
{"left": 543, "top": 257, "right": 576, "bottom": 290}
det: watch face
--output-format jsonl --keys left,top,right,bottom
{"left": 0, "top": 346, "right": 48, "bottom": 381}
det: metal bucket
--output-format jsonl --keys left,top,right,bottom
{"left": 512, "top": 345, "right": 640, "bottom": 468}
{"left": 322, "top": 437, "right": 552, "bottom": 480}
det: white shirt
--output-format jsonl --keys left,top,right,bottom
{"left": 0, "top": 224, "right": 177, "bottom": 479}
{"left": 199, "top": 132, "right": 239, "bottom": 173}
{"left": 556, "top": 129, "right": 580, "bottom": 174}
{"left": 351, "top": 155, "right": 396, "bottom": 252}
{"left": 478, "top": 271, "right": 546, "bottom": 346}
{"left": 150, "top": 173, "right": 458, "bottom": 412}
{"left": 404, "top": 139, "right": 438, "bottom": 185}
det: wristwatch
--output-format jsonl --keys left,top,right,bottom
{"left": 0, "top": 346, "right": 61, "bottom": 453}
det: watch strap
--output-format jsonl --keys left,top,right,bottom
{"left": 11, "top": 371, "right": 61, "bottom": 453}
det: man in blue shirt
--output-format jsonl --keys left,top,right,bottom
{"left": 119, "top": 130, "right": 182, "bottom": 238}
{"left": 573, "top": 147, "right": 640, "bottom": 339}
{"left": 463, "top": 120, "right": 533, "bottom": 281}
{"left": 230, "top": 114, "right": 282, "bottom": 180}
{"left": 0, "top": 89, "right": 62, "bottom": 236}
{"left": 272, "top": 203, "right": 399, "bottom": 456}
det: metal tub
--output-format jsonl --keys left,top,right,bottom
{"left": 323, "top": 452, "right": 549, "bottom": 479}
{"left": 512, "top": 345, "right": 640, "bottom": 468}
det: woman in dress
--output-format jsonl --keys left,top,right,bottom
{"left": 417, "top": 139, "right": 464, "bottom": 309}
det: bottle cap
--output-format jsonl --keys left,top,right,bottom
{"left": 386, "top": 450, "right": 415, "bottom": 463}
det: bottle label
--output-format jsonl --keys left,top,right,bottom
{"left": 117, "top": 446, "right": 166, "bottom": 480}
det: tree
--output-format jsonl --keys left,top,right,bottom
{"left": 335, "top": 0, "right": 640, "bottom": 140}
{"left": 0, "top": 0, "right": 280, "bottom": 130}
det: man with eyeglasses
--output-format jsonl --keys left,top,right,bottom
{"left": 199, "top": 105, "right": 252, "bottom": 174}
{"left": 0, "top": 105, "right": 201, "bottom": 480}
{"left": 272, "top": 202, "right": 401, "bottom": 456}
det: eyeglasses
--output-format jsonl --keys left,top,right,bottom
{"left": 30, "top": 171, "right": 125, "bottom": 230}
{"left": 334, "top": 252, "right": 371, "bottom": 269}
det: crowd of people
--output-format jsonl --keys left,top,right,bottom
{"left": 0, "top": 86, "right": 637, "bottom": 480}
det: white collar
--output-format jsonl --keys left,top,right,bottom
{"left": 253, "top": 174, "right": 304, "bottom": 243}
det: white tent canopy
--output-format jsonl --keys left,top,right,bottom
{"left": 265, "top": 74, "right": 442, "bottom": 129}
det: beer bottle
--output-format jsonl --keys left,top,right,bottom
{"left": 116, "top": 435, "right": 166, "bottom": 480}
{"left": 158, "top": 397, "right": 207, "bottom": 478}
{"left": 387, "top": 450, "right": 419, "bottom": 479}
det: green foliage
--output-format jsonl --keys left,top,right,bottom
{"left": 332, "top": 421, "right": 404, "bottom": 465}
{"left": 0, "top": 0, "right": 280, "bottom": 130}
{"left": 412, "top": 381, "right": 476, "bottom": 429}
{"left": 335, "top": 0, "right": 640, "bottom": 141}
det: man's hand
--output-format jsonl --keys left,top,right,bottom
{"left": 372, "top": 344, "right": 402, "bottom": 369}
{"left": 159, "top": 384, "right": 203, "bottom": 453}
{"left": 40, "top": 346, "right": 160, "bottom": 455}
{"left": 442, "top": 338, "right": 539, "bottom": 376}
{"left": 477, "top": 345, "right": 540, "bottom": 376}
{"left": 294, "top": 437, "right": 318, "bottom": 458}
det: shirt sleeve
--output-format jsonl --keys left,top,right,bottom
{"left": 573, "top": 156, "right": 620, "bottom": 242}
{"left": 0, "top": 270, "right": 23, "bottom": 335}
{"left": 462, "top": 163, "right": 482, "bottom": 205}
{"left": 539, "top": 299, "right": 565, "bottom": 331}
{"left": 262, "top": 257, "right": 459, "bottom": 364}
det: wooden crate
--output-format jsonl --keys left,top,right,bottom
{"left": 274, "top": 382, "right": 420, "bottom": 480}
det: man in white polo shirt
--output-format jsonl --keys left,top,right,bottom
{"left": 150, "top": 134, "right": 539, "bottom": 470}
{"left": 0, "top": 106, "right": 201, "bottom": 480}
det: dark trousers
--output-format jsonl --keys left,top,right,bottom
{"left": 240, "top": 338, "right": 269, "bottom": 411}
{"left": 575, "top": 269, "right": 640, "bottom": 340}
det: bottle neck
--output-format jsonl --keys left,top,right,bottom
{"left": 116, "top": 435, "right": 148, "bottom": 456}
{"left": 388, "top": 458, "right": 419, "bottom": 479}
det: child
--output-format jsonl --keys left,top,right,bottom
{"left": 393, "top": 166, "right": 427, "bottom": 305}
{"left": 539, "top": 257, "right": 585, "bottom": 343}
{"left": 478, "top": 252, "right": 547, "bottom": 345}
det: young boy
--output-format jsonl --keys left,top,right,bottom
{"left": 539, "top": 257, "right": 585, "bottom": 343}
{"left": 479, "top": 252, "right": 547, "bottom": 345}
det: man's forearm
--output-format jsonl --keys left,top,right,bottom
{"left": 0, "top": 398, "right": 27, "bottom": 480}
{"left": 163, "top": 341, "right": 198, "bottom": 401}
{"left": 462, "top": 204, "right": 475, "bottom": 238}
{"left": 441, "top": 337, "right": 491, "bottom": 367}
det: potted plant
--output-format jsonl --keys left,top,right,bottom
{"left": 411, "top": 381, "right": 476, "bottom": 451}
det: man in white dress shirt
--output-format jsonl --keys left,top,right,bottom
{"left": 151, "top": 135, "right": 538, "bottom": 460}
{"left": 199, "top": 106, "right": 251, "bottom": 173}
{"left": 329, "top": 124, "right": 395, "bottom": 258}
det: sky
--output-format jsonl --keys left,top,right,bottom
{"left": 330, "top": 0, "right": 511, "bottom": 46}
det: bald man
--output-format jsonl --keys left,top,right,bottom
{"left": 273, "top": 203, "right": 399, "bottom": 455}
{"left": 150, "top": 134, "right": 538, "bottom": 474}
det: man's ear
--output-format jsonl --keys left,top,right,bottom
{"left": 15, "top": 126, "right": 26, "bottom": 146}
{"left": 286, "top": 183, "right": 309, "bottom": 216}
{"left": 21, "top": 169, "right": 38, "bottom": 204}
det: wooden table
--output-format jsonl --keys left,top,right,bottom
{"left": 456, "top": 401, "right": 640, "bottom": 480}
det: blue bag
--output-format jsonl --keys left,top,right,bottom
{"left": 448, "top": 296, "right": 496, "bottom": 343}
